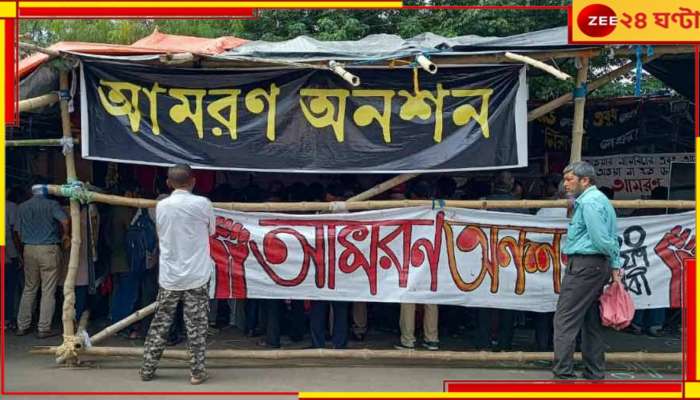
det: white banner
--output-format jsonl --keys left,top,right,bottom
{"left": 209, "top": 207, "right": 695, "bottom": 312}
{"left": 584, "top": 153, "right": 695, "bottom": 200}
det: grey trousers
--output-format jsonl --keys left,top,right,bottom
{"left": 553, "top": 255, "right": 611, "bottom": 379}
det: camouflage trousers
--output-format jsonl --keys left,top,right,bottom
{"left": 141, "top": 284, "right": 209, "bottom": 379}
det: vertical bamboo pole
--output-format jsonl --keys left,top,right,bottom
{"left": 569, "top": 57, "right": 589, "bottom": 163}
{"left": 58, "top": 70, "right": 82, "bottom": 363}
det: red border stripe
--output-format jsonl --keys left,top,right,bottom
{"left": 687, "top": 258, "right": 697, "bottom": 380}
{"left": 19, "top": 7, "right": 255, "bottom": 17}
{"left": 445, "top": 383, "right": 682, "bottom": 393}
{"left": 4, "top": 18, "right": 15, "bottom": 124}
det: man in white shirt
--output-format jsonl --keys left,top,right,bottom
{"left": 140, "top": 164, "right": 215, "bottom": 385}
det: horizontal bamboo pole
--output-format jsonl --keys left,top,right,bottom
{"left": 18, "top": 92, "right": 59, "bottom": 113}
{"left": 6, "top": 138, "right": 79, "bottom": 147}
{"left": 41, "top": 185, "right": 694, "bottom": 211}
{"left": 89, "top": 302, "right": 158, "bottom": 346}
{"left": 29, "top": 346, "right": 681, "bottom": 364}
{"left": 505, "top": 52, "right": 571, "bottom": 80}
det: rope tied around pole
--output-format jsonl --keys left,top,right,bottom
{"left": 572, "top": 83, "right": 588, "bottom": 99}
{"left": 633, "top": 45, "right": 655, "bottom": 96}
{"left": 59, "top": 181, "right": 94, "bottom": 204}
{"left": 59, "top": 137, "right": 74, "bottom": 155}
{"left": 54, "top": 334, "right": 84, "bottom": 364}
{"left": 329, "top": 201, "right": 348, "bottom": 213}
{"left": 431, "top": 199, "right": 446, "bottom": 209}
{"left": 56, "top": 89, "right": 71, "bottom": 102}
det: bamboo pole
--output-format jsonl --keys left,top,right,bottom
{"left": 19, "top": 42, "right": 60, "bottom": 57}
{"left": 39, "top": 185, "right": 695, "bottom": 211}
{"left": 505, "top": 52, "right": 571, "bottom": 80}
{"left": 347, "top": 174, "right": 419, "bottom": 202}
{"left": 570, "top": 57, "right": 589, "bottom": 163}
{"left": 89, "top": 302, "right": 158, "bottom": 346}
{"left": 18, "top": 92, "right": 59, "bottom": 113}
{"left": 6, "top": 138, "right": 80, "bottom": 147}
{"left": 29, "top": 346, "right": 681, "bottom": 364}
{"left": 528, "top": 53, "right": 662, "bottom": 122}
{"left": 57, "top": 70, "right": 82, "bottom": 365}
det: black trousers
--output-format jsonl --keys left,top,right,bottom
{"left": 263, "top": 299, "right": 305, "bottom": 347}
{"left": 310, "top": 301, "right": 349, "bottom": 349}
{"left": 476, "top": 308, "right": 514, "bottom": 350}
{"left": 553, "top": 255, "right": 611, "bottom": 379}
{"left": 534, "top": 312, "right": 554, "bottom": 351}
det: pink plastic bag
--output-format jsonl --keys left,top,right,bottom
{"left": 599, "top": 281, "right": 635, "bottom": 330}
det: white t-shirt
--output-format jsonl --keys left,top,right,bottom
{"left": 156, "top": 189, "right": 215, "bottom": 291}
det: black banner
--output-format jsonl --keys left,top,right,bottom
{"left": 530, "top": 96, "right": 694, "bottom": 158}
{"left": 80, "top": 59, "right": 527, "bottom": 173}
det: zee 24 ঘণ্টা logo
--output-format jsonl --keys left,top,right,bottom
{"left": 577, "top": 3, "right": 619, "bottom": 37}
{"left": 573, "top": 1, "right": 700, "bottom": 42}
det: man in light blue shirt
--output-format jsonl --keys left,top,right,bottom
{"left": 553, "top": 161, "right": 622, "bottom": 380}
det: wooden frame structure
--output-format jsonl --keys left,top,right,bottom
{"left": 12, "top": 41, "right": 694, "bottom": 367}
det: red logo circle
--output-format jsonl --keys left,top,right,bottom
{"left": 577, "top": 4, "right": 617, "bottom": 37}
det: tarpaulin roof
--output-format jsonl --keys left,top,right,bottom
{"left": 645, "top": 55, "right": 695, "bottom": 99}
{"left": 131, "top": 29, "right": 248, "bottom": 55}
{"left": 217, "top": 26, "right": 590, "bottom": 63}
{"left": 19, "top": 29, "right": 248, "bottom": 79}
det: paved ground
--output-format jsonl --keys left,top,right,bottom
{"left": 3, "top": 321, "right": 682, "bottom": 395}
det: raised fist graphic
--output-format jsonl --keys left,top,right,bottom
{"left": 654, "top": 225, "right": 695, "bottom": 309}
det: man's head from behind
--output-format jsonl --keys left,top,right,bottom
{"left": 167, "top": 164, "right": 195, "bottom": 192}
{"left": 563, "top": 161, "right": 596, "bottom": 197}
